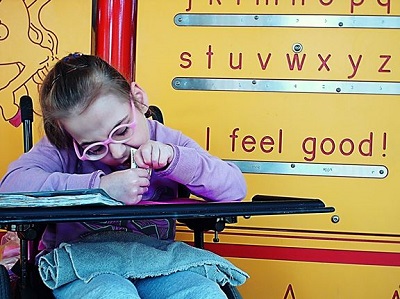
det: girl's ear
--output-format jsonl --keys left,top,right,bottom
{"left": 130, "top": 82, "right": 149, "bottom": 112}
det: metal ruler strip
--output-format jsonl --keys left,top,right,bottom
{"left": 226, "top": 160, "right": 388, "bottom": 179}
{"left": 175, "top": 14, "right": 400, "bottom": 29}
{"left": 172, "top": 77, "right": 400, "bottom": 95}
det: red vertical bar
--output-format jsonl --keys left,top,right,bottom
{"left": 131, "top": 0, "right": 138, "bottom": 80}
{"left": 96, "top": 0, "right": 113, "bottom": 62}
{"left": 96, "top": 0, "right": 135, "bottom": 81}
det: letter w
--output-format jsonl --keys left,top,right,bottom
{"left": 286, "top": 53, "right": 306, "bottom": 71}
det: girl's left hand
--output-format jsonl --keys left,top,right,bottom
{"left": 134, "top": 141, "right": 174, "bottom": 170}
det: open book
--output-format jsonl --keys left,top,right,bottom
{"left": 0, "top": 189, "right": 123, "bottom": 208}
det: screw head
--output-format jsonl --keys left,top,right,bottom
{"left": 292, "top": 43, "right": 303, "bottom": 53}
{"left": 331, "top": 215, "right": 340, "bottom": 223}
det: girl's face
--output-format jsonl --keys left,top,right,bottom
{"left": 60, "top": 91, "right": 150, "bottom": 166}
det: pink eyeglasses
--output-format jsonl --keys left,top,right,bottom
{"left": 73, "top": 101, "right": 137, "bottom": 161}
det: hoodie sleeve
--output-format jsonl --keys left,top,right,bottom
{"left": 0, "top": 137, "right": 104, "bottom": 193}
{"left": 150, "top": 121, "right": 247, "bottom": 202}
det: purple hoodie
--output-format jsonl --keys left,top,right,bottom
{"left": 0, "top": 119, "right": 246, "bottom": 250}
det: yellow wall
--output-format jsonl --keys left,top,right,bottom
{"left": 0, "top": 0, "right": 92, "bottom": 176}
{"left": 135, "top": 1, "right": 400, "bottom": 298}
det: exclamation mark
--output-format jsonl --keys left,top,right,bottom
{"left": 206, "top": 127, "right": 210, "bottom": 151}
{"left": 382, "top": 132, "right": 387, "bottom": 157}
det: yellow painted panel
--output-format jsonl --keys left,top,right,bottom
{"left": 233, "top": 258, "right": 400, "bottom": 299}
{"left": 0, "top": 0, "right": 92, "bottom": 177}
{"left": 137, "top": 1, "right": 400, "bottom": 297}
{"left": 177, "top": 228, "right": 400, "bottom": 297}
{"left": 136, "top": 1, "right": 400, "bottom": 234}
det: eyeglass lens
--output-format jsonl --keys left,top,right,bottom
{"left": 81, "top": 124, "right": 135, "bottom": 159}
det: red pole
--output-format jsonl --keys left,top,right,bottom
{"left": 131, "top": 0, "right": 137, "bottom": 80}
{"left": 96, "top": 0, "right": 136, "bottom": 81}
{"left": 96, "top": 0, "right": 112, "bottom": 63}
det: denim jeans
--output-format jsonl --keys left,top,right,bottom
{"left": 53, "top": 270, "right": 228, "bottom": 299}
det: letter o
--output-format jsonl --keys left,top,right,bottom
{"left": 320, "top": 138, "right": 335, "bottom": 155}
{"left": 339, "top": 138, "right": 355, "bottom": 156}
{"left": 319, "top": 0, "right": 334, "bottom": 5}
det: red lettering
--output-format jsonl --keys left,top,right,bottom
{"left": 257, "top": 0, "right": 279, "bottom": 4}
{"left": 318, "top": 54, "right": 331, "bottom": 71}
{"left": 206, "top": 45, "right": 214, "bottom": 69}
{"left": 339, "top": 138, "right": 355, "bottom": 156}
{"left": 378, "top": 55, "right": 391, "bottom": 73}
{"left": 320, "top": 138, "right": 335, "bottom": 155}
{"left": 210, "top": 0, "right": 222, "bottom": 5}
{"left": 347, "top": 54, "right": 362, "bottom": 79}
{"left": 260, "top": 136, "right": 274, "bottom": 153}
{"left": 179, "top": 47, "right": 397, "bottom": 81}
{"left": 278, "top": 128, "right": 283, "bottom": 154}
{"left": 229, "top": 128, "right": 283, "bottom": 154}
{"left": 382, "top": 132, "right": 387, "bottom": 151}
{"left": 230, "top": 52, "right": 243, "bottom": 70}
{"left": 230, "top": 128, "right": 240, "bottom": 152}
{"left": 359, "top": 132, "right": 373, "bottom": 156}
{"left": 242, "top": 135, "right": 256, "bottom": 152}
{"left": 350, "top": 0, "right": 364, "bottom": 14}
{"left": 319, "top": 0, "right": 334, "bottom": 5}
{"left": 287, "top": 54, "right": 306, "bottom": 71}
{"left": 292, "top": 0, "right": 305, "bottom": 5}
{"left": 257, "top": 53, "right": 272, "bottom": 70}
{"left": 302, "top": 133, "right": 375, "bottom": 161}
{"left": 179, "top": 52, "right": 192, "bottom": 69}
{"left": 302, "top": 137, "right": 317, "bottom": 162}
{"left": 378, "top": 0, "right": 391, "bottom": 14}
{"left": 206, "top": 127, "right": 210, "bottom": 151}
{"left": 185, "top": 0, "right": 192, "bottom": 11}
{"left": 187, "top": 0, "right": 390, "bottom": 14}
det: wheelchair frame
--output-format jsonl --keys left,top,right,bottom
{"left": 0, "top": 97, "right": 335, "bottom": 299}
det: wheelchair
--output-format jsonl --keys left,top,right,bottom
{"left": 0, "top": 97, "right": 334, "bottom": 298}
{"left": 0, "top": 97, "right": 243, "bottom": 299}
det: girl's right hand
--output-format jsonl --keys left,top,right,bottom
{"left": 99, "top": 168, "right": 150, "bottom": 205}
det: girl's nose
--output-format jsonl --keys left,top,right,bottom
{"left": 108, "top": 143, "right": 126, "bottom": 159}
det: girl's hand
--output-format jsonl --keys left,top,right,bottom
{"left": 134, "top": 141, "right": 174, "bottom": 171}
{"left": 99, "top": 168, "right": 150, "bottom": 205}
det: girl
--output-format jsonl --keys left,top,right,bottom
{"left": 0, "top": 53, "right": 247, "bottom": 299}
